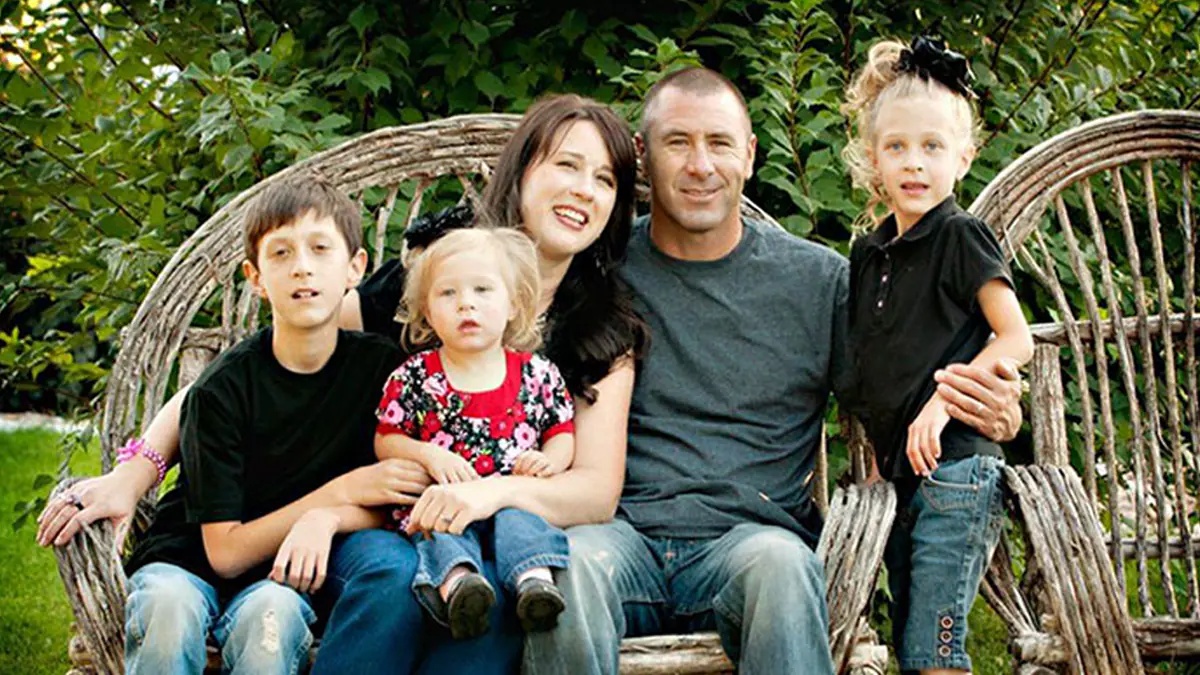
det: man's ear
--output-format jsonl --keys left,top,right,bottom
{"left": 743, "top": 133, "right": 758, "bottom": 180}
{"left": 346, "top": 248, "right": 368, "bottom": 289}
{"left": 243, "top": 259, "right": 267, "bottom": 300}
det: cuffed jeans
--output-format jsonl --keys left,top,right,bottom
{"left": 523, "top": 519, "right": 834, "bottom": 675}
{"left": 412, "top": 508, "right": 569, "bottom": 620}
{"left": 313, "top": 528, "right": 522, "bottom": 675}
{"left": 125, "top": 562, "right": 315, "bottom": 675}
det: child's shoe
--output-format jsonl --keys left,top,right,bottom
{"left": 516, "top": 577, "right": 565, "bottom": 632}
{"left": 447, "top": 572, "right": 496, "bottom": 640}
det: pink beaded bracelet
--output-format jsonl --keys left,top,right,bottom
{"left": 117, "top": 437, "right": 168, "bottom": 487}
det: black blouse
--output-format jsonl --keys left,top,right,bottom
{"left": 848, "top": 197, "right": 1012, "bottom": 479}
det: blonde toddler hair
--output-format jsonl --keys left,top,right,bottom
{"left": 398, "top": 227, "right": 542, "bottom": 352}
{"left": 842, "top": 39, "right": 980, "bottom": 227}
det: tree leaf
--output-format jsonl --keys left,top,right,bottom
{"left": 357, "top": 68, "right": 391, "bottom": 95}
{"left": 349, "top": 5, "right": 380, "bottom": 38}
{"left": 210, "top": 51, "right": 231, "bottom": 75}
{"left": 474, "top": 71, "right": 505, "bottom": 100}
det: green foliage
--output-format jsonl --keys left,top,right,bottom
{"left": 2, "top": 0, "right": 1198, "bottom": 421}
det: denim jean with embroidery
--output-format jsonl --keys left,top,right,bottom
{"left": 885, "top": 454, "right": 1006, "bottom": 673}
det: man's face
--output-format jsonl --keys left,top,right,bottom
{"left": 243, "top": 210, "right": 365, "bottom": 332}
{"left": 640, "top": 86, "right": 756, "bottom": 237}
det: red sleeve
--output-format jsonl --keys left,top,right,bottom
{"left": 375, "top": 356, "right": 421, "bottom": 437}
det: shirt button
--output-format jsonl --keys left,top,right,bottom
{"left": 881, "top": 274, "right": 889, "bottom": 283}
{"left": 877, "top": 300, "right": 884, "bottom": 308}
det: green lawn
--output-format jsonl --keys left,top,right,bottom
{"left": 0, "top": 428, "right": 101, "bottom": 675}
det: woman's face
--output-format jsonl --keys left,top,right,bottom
{"left": 519, "top": 121, "right": 617, "bottom": 263}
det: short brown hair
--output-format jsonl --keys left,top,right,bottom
{"left": 640, "top": 67, "right": 750, "bottom": 136}
{"left": 398, "top": 228, "right": 542, "bottom": 352}
{"left": 242, "top": 172, "right": 363, "bottom": 264}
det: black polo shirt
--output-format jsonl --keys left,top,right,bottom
{"left": 848, "top": 197, "right": 1011, "bottom": 480}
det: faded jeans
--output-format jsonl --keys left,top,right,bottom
{"left": 125, "top": 562, "right": 315, "bottom": 675}
{"left": 523, "top": 519, "right": 835, "bottom": 675}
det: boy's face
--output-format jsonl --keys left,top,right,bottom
{"left": 243, "top": 209, "right": 366, "bottom": 332}
{"left": 871, "top": 91, "right": 974, "bottom": 231}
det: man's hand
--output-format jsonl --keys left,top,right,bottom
{"left": 270, "top": 508, "right": 339, "bottom": 594}
{"left": 338, "top": 458, "right": 431, "bottom": 507}
{"left": 935, "top": 359, "right": 1023, "bottom": 442}
{"left": 907, "top": 395, "right": 951, "bottom": 477}
{"left": 511, "top": 451, "right": 563, "bottom": 478}
{"left": 424, "top": 449, "right": 479, "bottom": 484}
{"left": 36, "top": 472, "right": 143, "bottom": 547}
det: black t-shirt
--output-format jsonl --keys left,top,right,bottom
{"left": 126, "top": 328, "right": 404, "bottom": 596}
{"left": 848, "top": 197, "right": 1012, "bottom": 480}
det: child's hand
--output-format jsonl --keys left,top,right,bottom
{"left": 271, "top": 508, "right": 339, "bottom": 594}
{"left": 907, "top": 394, "right": 951, "bottom": 477}
{"left": 424, "top": 447, "right": 479, "bottom": 484}
{"left": 512, "top": 451, "right": 563, "bottom": 477}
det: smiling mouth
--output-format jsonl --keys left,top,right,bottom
{"left": 553, "top": 206, "right": 588, "bottom": 228}
{"left": 292, "top": 289, "right": 320, "bottom": 300}
{"left": 680, "top": 187, "right": 720, "bottom": 199}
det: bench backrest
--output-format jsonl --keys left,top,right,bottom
{"left": 968, "top": 110, "right": 1200, "bottom": 619}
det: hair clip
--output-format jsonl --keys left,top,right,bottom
{"left": 403, "top": 204, "right": 475, "bottom": 251}
{"left": 897, "top": 36, "right": 977, "bottom": 100}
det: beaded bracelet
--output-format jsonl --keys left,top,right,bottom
{"left": 117, "top": 437, "right": 168, "bottom": 487}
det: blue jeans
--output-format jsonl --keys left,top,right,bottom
{"left": 523, "top": 519, "right": 834, "bottom": 675}
{"left": 413, "top": 508, "right": 569, "bottom": 618}
{"left": 885, "top": 455, "right": 1005, "bottom": 673}
{"left": 313, "top": 528, "right": 522, "bottom": 675}
{"left": 124, "top": 562, "right": 315, "bottom": 675}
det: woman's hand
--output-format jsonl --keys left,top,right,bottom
{"left": 36, "top": 467, "right": 148, "bottom": 547}
{"left": 935, "top": 359, "right": 1023, "bottom": 442}
{"left": 337, "top": 458, "right": 431, "bottom": 507}
{"left": 403, "top": 479, "right": 507, "bottom": 536}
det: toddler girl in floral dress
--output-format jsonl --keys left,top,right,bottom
{"left": 374, "top": 227, "right": 573, "bottom": 640}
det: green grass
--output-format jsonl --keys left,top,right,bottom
{"left": 0, "top": 428, "right": 100, "bottom": 675}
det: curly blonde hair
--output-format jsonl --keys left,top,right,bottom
{"left": 398, "top": 227, "right": 542, "bottom": 352}
{"left": 842, "top": 39, "right": 980, "bottom": 228}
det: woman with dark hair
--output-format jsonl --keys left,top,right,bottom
{"left": 40, "top": 94, "right": 648, "bottom": 674}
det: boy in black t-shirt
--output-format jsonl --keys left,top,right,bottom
{"left": 123, "top": 174, "right": 409, "bottom": 674}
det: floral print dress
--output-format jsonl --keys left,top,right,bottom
{"left": 375, "top": 349, "right": 574, "bottom": 525}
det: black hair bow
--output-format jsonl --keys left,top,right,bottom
{"left": 896, "top": 36, "right": 976, "bottom": 100}
{"left": 403, "top": 204, "right": 475, "bottom": 250}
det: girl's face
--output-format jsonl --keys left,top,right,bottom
{"left": 519, "top": 121, "right": 617, "bottom": 262}
{"left": 425, "top": 247, "right": 514, "bottom": 355}
{"left": 871, "top": 90, "right": 973, "bottom": 231}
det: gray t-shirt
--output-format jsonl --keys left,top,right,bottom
{"left": 617, "top": 215, "right": 852, "bottom": 548}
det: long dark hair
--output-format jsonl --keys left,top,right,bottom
{"left": 482, "top": 94, "right": 648, "bottom": 403}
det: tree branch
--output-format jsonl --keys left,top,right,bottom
{"left": 988, "top": 0, "right": 1028, "bottom": 74}
{"left": 0, "top": 155, "right": 89, "bottom": 221}
{"left": 2, "top": 38, "right": 70, "bottom": 108}
{"left": 235, "top": 1, "right": 258, "bottom": 51}
{"left": 64, "top": 1, "right": 177, "bottom": 122}
{"left": 984, "top": 0, "right": 1110, "bottom": 146}
{"left": 0, "top": 124, "right": 146, "bottom": 228}
{"left": 111, "top": 0, "right": 210, "bottom": 96}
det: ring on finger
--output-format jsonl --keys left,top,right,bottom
{"left": 66, "top": 494, "right": 84, "bottom": 510}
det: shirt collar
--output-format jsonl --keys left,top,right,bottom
{"left": 865, "top": 196, "right": 959, "bottom": 249}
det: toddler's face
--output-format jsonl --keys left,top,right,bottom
{"left": 425, "top": 247, "right": 514, "bottom": 355}
{"left": 871, "top": 90, "right": 973, "bottom": 231}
